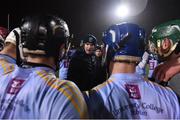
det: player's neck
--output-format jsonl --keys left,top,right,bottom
{"left": 26, "top": 56, "right": 56, "bottom": 69}
{"left": 110, "top": 62, "right": 136, "bottom": 74}
{"left": 0, "top": 44, "right": 16, "bottom": 59}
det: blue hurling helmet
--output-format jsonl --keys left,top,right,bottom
{"left": 103, "top": 22, "right": 146, "bottom": 63}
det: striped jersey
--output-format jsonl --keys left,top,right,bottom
{"left": 85, "top": 73, "right": 180, "bottom": 119}
{"left": 0, "top": 58, "right": 88, "bottom": 119}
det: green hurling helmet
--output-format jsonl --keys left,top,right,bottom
{"left": 150, "top": 19, "right": 180, "bottom": 60}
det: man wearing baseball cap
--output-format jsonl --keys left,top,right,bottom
{"left": 67, "top": 34, "right": 98, "bottom": 91}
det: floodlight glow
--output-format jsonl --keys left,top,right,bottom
{"left": 115, "top": 5, "right": 129, "bottom": 18}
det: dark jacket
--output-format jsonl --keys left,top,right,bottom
{"left": 94, "top": 56, "right": 107, "bottom": 85}
{"left": 67, "top": 49, "right": 97, "bottom": 91}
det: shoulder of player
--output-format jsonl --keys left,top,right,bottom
{"left": 144, "top": 77, "right": 179, "bottom": 101}
{"left": 34, "top": 72, "right": 88, "bottom": 118}
{"left": 36, "top": 70, "right": 80, "bottom": 93}
{"left": 0, "top": 58, "right": 16, "bottom": 75}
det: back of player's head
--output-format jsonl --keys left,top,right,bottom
{"left": 103, "top": 22, "right": 146, "bottom": 63}
{"left": 149, "top": 19, "right": 180, "bottom": 60}
{"left": 20, "top": 14, "right": 70, "bottom": 57}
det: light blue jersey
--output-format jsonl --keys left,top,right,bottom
{"left": 59, "top": 49, "right": 76, "bottom": 79}
{"left": 59, "top": 59, "right": 69, "bottom": 79}
{"left": 85, "top": 73, "right": 180, "bottom": 119}
{"left": 0, "top": 54, "right": 16, "bottom": 64}
{"left": 0, "top": 58, "right": 88, "bottom": 119}
{"left": 0, "top": 54, "right": 16, "bottom": 76}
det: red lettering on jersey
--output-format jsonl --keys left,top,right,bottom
{"left": 7, "top": 79, "right": 25, "bottom": 94}
{"left": 125, "top": 84, "right": 141, "bottom": 99}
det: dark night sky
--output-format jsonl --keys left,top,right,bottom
{"left": 1, "top": 0, "right": 180, "bottom": 44}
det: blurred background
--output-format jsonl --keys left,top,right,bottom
{"left": 1, "top": 0, "right": 179, "bottom": 45}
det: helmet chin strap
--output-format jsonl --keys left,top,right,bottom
{"left": 19, "top": 43, "right": 26, "bottom": 62}
{"left": 14, "top": 30, "right": 23, "bottom": 66}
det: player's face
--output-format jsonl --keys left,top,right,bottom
{"left": 95, "top": 49, "right": 102, "bottom": 57}
{"left": 84, "top": 42, "right": 95, "bottom": 55}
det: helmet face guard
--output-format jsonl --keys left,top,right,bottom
{"left": 150, "top": 19, "right": 180, "bottom": 61}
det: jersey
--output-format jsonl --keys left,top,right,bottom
{"left": 85, "top": 73, "right": 180, "bottom": 119}
{"left": 59, "top": 49, "right": 76, "bottom": 79}
{"left": 0, "top": 54, "right": 16, "bottom": 75}
{"left": 0, "top": 58, "right": 88, "bottom": 119}
{"left": 0, "top": 54, "right": 16, "bottom": 64}
{"left": 59, "top": 59, "right": 70, "bottom": 79}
